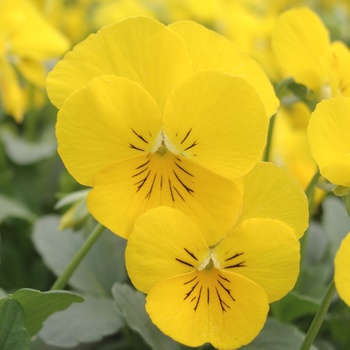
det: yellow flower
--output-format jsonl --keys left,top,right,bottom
{"left": 48, "top": 17, "right": 278, "bottom": 242}
{"left": 0, "top": 0, "right": 69, "bottom": 122}
{"left": 125, "top": 206, "right": 301, "bottom": 349}
{"left": 308, "top": 96, "right": 350, "bottom": 187}
{"left": 334, "top": 232, "right": 350, "bottom": 307}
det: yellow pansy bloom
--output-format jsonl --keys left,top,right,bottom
{"left": 308, "top": 97, "right": 350, "bottom": 187}
{"left": 334, "top": 232, "right": 350, "bottom": 307}
{"left": 125, "top": 206, "right": 300, "bottom": 349}
{"left": 0, "top": 0, "right": 69, "bottom": 122}
{"left": 49, "top": 17, "right": 278, "bottom": 242}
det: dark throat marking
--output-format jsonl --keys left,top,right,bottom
{"left": 184, "top": 280, "right": 199, "bottom": 300}
{"left": 134, "top": 169, "right": 151, "bottom": 192}
{"left": 216, "top": 287, "right": 231, "bottom": 312}
{"left": 225, "top": 252, "right": 244, "bottom": 261}
{"left": 175, "top": 258, "right": 194, "bottom": 268}
{"left": 194, "top": 286, "right": 202, "bottom": 311}
{"left": 175, "top": 162, "right": 194, "bottom": 177}
{"left": 131, "top": 128, "right": 148, "bottom": 144}
{"left": 145, "top": 174, "right": 157, "bottom": 199}
{"left": 184, "top": 248, "right": 198, "bottom": 261}
{"left": 184, "top": 141, "right": 198, "bottom": 151}
{"left": 130, "top": 143, "right": 144, "bottom": 152}
{"left": 180, "top": 128, "right": 192, "bottom": 144}
{"left": 217, "top": 279, "right": 235, "bottom": 302}
{"left": 225, "top": 252, "right": 246, "bottom": 269}
{"left": 173, "top": 171, "right": 194, "bottom": 194}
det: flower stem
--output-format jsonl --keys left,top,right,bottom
{"left": 263, "top": 113, "right": 276, "bottom": 162}
{"left": 300, "top": 280, "right": 336, "bottom": 350}
{"left": 50, "top": 222, "right": 105, "bottom": 290}
{"left": 305, "top": 169, "right": 321, "bottom": 215}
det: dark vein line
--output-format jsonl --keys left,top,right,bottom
{"left": 176, "top": 258, "right": 194, "bottom": 268}
{"left": 180, "top": 128, "right": 192, "bottom": 144}
{"left": 145, "top": 174, "right": 156, "bottom": 199}
{"left": 132, "top": 167, "right": 148, "bottom": 178}
{"left": 135, "top": 159, "right": 150, "bottom": 169}
{"left": 218, "top": 274, "right": 230, "bottom": 282}
{"left": 184, "top": 248, "right": 198, "bottom": 261}
{"left": 218, "top": 280, "right": 235, "bottom": 301}
{"left": 130, "top": 144, "right": 144, "bottom": 152}
{"left": 225, "top": 252, "right": 244, "bottom": 261}
{"left": 160, "top": 175, "right": 163, "bottom": 189}
{"left": 184, "top": 276, "right": 197, "bottom": 285}
{"left": 226, "top": 261, "right": 246, "bottom": 269}
{"left": 194, "top": 286, "right": 202, "bottom": 310}
{"left": 135, "top": 170, "right": 151, "bottom": 192}
{"left": 184, "top": 281, "right": 199, "bottom": 300}
{"left": 169, "top": 179, "right": 175, "bottom": 201}
{"left": 175, "top": 162, "right": 194, "bottom": 177}
{"left": 216, "top": 287, "right": 230, "bottom": 312}
{"left": 207, "top": 288, "right": 210, "bottom": 304}
{"left": 173, "top": 171, "right": 194, "bottom": 194}
{"left": 131, "top": 128, "right": 148, "bottom": 144}
{"left": 173, "top": 186, "right": 185, "bottom": 201}
{"left": 184, "top": 141, "right": 197, "bottom": 151}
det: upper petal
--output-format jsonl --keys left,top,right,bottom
{"left": 214, "top": 218, "right": 300, "bottom": 302}
{"left": 308, "top": 96, "right": 350, "bottom": 187}
{"left": 238, "top": 161, "right": 309, "bottom": 238}
{"left": 56, "top": 75, "right": 163, "bottom": 186}
{"left": 163, "top": 71, "right": 268, "bottom": 180}
{"left": 47, "top": 16, "right": 192, "bottom": 110}
{"left": 169, "top": 20, "right": 279, "bottom": 117}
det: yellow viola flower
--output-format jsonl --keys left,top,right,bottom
{"left": 125, "top": 206, "right": 300, "bottom": 349}
{"left": 49, "top": 17, "right": 278, "bottom": 242}
{"left": 308, "top": 96, "right": 350, "bottom": 187}
{"left": 334, "top": 232, "right": 350, "bottom": 307}
{"left": 0, "top": 0, "right": 69, "bottom": 122}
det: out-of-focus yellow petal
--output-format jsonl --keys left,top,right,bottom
{"left": 56, "top": 75, "right": 162, "bottom": 187}
{"left": 215, "top": 218, "right": 300, "bottom": 302}
{"left": 125, "top": 207, "right": 209, "bottom": 293}
{"left": 168, "top": 20, "right": 279, "bottom": 117}
{"left": 334, "top": 232, "right": 350, "bottom": 307}
{"left": 238, "top": 162, "right": 309, "bottom": 238}
{"left": 163, "top": 71, "right": 268, "bottom": 180}
{"left": 47, "top": 16, "right": 192, "bottom": 110}
{"left": 146, "top": 270, "right": 268, "bottom": 349}
{"left": 330, "top": 41, "right": 350, "bottom": 97}
{"left": 272, "top": 7, "right": 332, "bottom": 92}
{"left": 88, "top": 153, "right": 243, "bottom": 243}
{"left": 17, "top": 60, "right": 46, "bottom": 87}
{"left": 308, "top": 97, "right": 350, "bottom": 187}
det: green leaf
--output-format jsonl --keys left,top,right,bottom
{"left": 32, "top": 215, "right": 127, "bottom": 296}
{"left": 241, "top": 317, "right": 318, "bottom": 350}
{"left": 270, "top": 291, "right": 320, "bottom": 322}
{"left": 39, "top": 295, "right": 124, "bottom": 347}
{"left": 0, "top": 194, "right": 36, "bottom": 223}
{"left": 0, "top": 297, "right": 30, "bottom": 350}
{"left": 12, "top": 288, "right": 83, "bottom": 336}
{"left": 0, "top": 127, "right": 56, "bottom": 165}
{"left": 112, "top": 283, "right": 183, "bottom": 350}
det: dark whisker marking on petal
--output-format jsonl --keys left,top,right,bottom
{"left": 184, "top": 248, "right": 198, "bottom": 261}
{"left": 225, "top": 252, "right": 244, "bottom": 261}
{"left": 145, "top": 174, "right": 156, "bottom": 199}
{"left": 216, "top": 287, "right": 230, "bottom": 312}
{"left": 173, "top": 171, "right": 194, "bottom": 194}
{"left": 218, "top": 274, "right": 230, "bottom": 283}
{"left": 130, "top": 144, "right": 144, "bottom": 152}
{"left": 207, "top": 288, "right": 210, "bottom": 304}
{"left": 134, "top": 170, "right": 151, "bottom": 192}
{"left": 184, "top": 141, "right": 197, "bottom": 151}
{"left": 160, "top": 175, "right": 163, "bottom": 189}
{"left": 176, "top": 258, "right": 194, "bottom": 268}
{"left": 173, "top": 186, "right": 185, "bottom": 201}
{"left": 175, "top": 162, "right": 194, "bottom": 177}
{"left": 132, "top": 167, "right": 149, "bottom": 178}
{"left": 168, "top": 179, "right": 175, "bottom": 201}
{"left": 225, "top": 261, "right": 246, "bottom": 269}
{"left": 131, "top": 128, "right": 148, "bottom": 144}
{"left": 190, "top": 296, "right": 196, "bottom": 302}
{"left": 135, "top": 159, "right": 150, "bottom": 169}
{"left": 184, "top": 281, "right": 199, "bottom": 300}
{"left": 194, "top": 286, "right": 202, "bottom": 311}
{"left": 184, "top": 276, "right": 197, "bottom": 285}
{"left": 180, "top": 128, "right": 192, "bottom": 144}
{"left": 176, "top": 157, "right": 182, "bottom": 162}
{"left": 217, "top": 279, "right": 235, "bottom": 301}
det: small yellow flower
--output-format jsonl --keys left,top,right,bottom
{"left": 308, "top": 96, "right": 350, "bottom": 187}
{"left": 49, "top": 17, "right": 278, "bottom": 242}
{"left": 334, "top": 232, "right": 350, "bottom": 307}
{"left": 125, "top": 206, "right": 300, "bottom": 349}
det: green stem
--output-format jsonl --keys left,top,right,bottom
{"left": 24, "top": 85, "right": 39, "bottom": 142}
{"left": 300, "top": 280, "right": 336, "bottom": 350}
{"left": 50, "top": 223, "right": 105, "bottom": 290}
{"left": 263, "top": 113, "right": 276, "bottom": 162}
{"left": 0, "top": 139, "right": 13, "bottom": 196}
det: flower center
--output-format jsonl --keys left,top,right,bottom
{"left": 198, "top": 252, "right": 221, "bottom": 271}
{"left": 151, "top": 130, "right": 179, "bottom": 156}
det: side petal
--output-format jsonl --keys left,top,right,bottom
{"left": 87, "top": 152, "right": 243, "bottom": 244}
{"left": 47, "top": 16, "right": 192, "bottom": 110}
{"left": 56, "top": 75, "right": 162, "bottom": 186}
{"left": 163, "top": 71, "right": 268, "bottom": 180}
{"left": 271, "top": 7, "right": 331, "bottom": 92}
{"left": 146, "top": 270, "right": 269, "bottom": 349}
{"left": 215, "top": 218, "right": 300, "bottom": 302}
{"left": 334, "top": 232, "right": 350, "bottom": 307}
{"left": 308, "top": 96, "right": 350, "bottom": 187}
{"left": 125, "top": 207, "right": 209, "bottom": 293}
{"left": 168, "top": 20, "right": 279, "bottom": 117}
{"left": 238, "top": 162, "right": 309, "bottom": 238}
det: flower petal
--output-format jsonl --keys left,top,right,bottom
{"left": 56, "top": 75, "right": 162, "bottom": 186}
{"left": 169, "top": 20, "right": 279, "bottom": 117}
{"left": 88, "top": 153, "right": 243, "bottom": 243}
{"left": 47, "top": 16, "right": 192, "bottom": 110}
{"left": 308, "top": 97, "right": 350, "bottom": 187}
{"left": 272, "top": 7, "right": 331, "bottom": 92}
{"left": 163, "top": 71, "right": 268, "bottom": 180}
{"left": 146, "top": 269, "right": 268, "bottom": 349}
{"left": 125, "top": 207, "right": 209, "bottom": 293}
{"left": 215, "top": 218, "right": 300, "bottom": 302}
{"left": 238, "top": 162, "right": 309, "bottom": 238}
{"left": 334, "top": 232, "right": 350, "bottom": 307}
